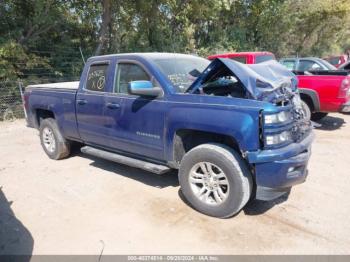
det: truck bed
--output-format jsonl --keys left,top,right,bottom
{"left": 26, "top": 81, "right": 79, "bottom": 91}
{"left": 293, "top": 70, "right": 348, "bottom": 76}
{"left": 25, "top": 81, "right": 79, "bottom": 140}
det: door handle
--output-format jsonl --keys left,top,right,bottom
{"left": 77, "top": 99, "right": 87, "bottom": 105}
{"left": 106, "top": 102, "right": 120, "bottom": 109}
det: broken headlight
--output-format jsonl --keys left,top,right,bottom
{"left": 265, "top": 131, "right": 292, "bottom": 146}
{"left": 264, "top": 111, "right": 291, "bottom": 125}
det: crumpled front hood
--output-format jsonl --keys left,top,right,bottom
{"left": 188, "top": 58, "right": 298, "bottom": 103}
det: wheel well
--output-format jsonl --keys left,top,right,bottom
{"left": 35, "top": 109, "right": 55, "bottom": 127}
{"left": 300, "top": 93, "right": 314, "bottom": 112}
{"left": 173, "top": 129, "right": 241, "bottom": 164}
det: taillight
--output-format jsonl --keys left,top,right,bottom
{"left": 23, "top": 92, "right": 30, "bottom": 110}
{"left": 339, "top": 77, "right": 350, "bottom": 98}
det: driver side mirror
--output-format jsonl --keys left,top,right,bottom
{"left": 128, "top": 81, "right": 163, "bottom": 97}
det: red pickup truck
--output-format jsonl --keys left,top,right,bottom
{"left": 208, "top": 52, "right": 350, "bottom": 120}
{"left": 208, "top": 51, "right": 276, "bottom": 64}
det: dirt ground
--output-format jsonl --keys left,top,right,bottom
{"left": 0, "top": 113, "right": 349, "bottom": 255}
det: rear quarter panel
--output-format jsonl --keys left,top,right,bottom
{"left": 26, "top": 88, "right": 79, "bottom": 139}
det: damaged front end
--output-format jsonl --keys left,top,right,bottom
{"left": 188, "top": 58, "right": 315, "bottom": 200}
{"left": 188, "top": 58, "right": 313, "bottom": 146}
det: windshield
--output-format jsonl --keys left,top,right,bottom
{"left": 151, "top": 56, "right": 210, "bottom": 93}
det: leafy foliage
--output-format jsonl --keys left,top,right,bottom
{"left": 0, "top": 0, "right": 350, "bottom": 82}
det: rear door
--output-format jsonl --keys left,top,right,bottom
{"left": 76, "top": 60, "right": 114, "bottom": 146}
{"left": 103, "top": 60, "right": 166, "bottom": 161}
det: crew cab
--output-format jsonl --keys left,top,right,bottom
{"left": 24, "top": 53, "right": 314, "bottom": 218}
{"left": 210, "top": 53, "right": 350, "bottom": 120}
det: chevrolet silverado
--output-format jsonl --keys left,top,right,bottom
{"left": 24, "top": 53, "right": 314, "bottom": 218}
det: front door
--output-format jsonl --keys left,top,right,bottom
{"left": 104, "top": 61, "right": 166, "bottom": 161}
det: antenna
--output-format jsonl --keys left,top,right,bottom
{"left": 79, "top": 46, "right": 86, "bottom": 64}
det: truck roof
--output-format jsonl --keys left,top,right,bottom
{"left": 88, "top": 52, "right": 204, "bottom": 61}
{"left": 208, "top": 51, "right": 273, "bottom": 60}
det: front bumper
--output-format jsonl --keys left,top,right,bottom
{"left": 246, "top": 132, "right": 314, "bottom": 201}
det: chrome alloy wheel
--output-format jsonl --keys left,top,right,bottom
{"left": 42, "top": 127, "right": 56, "bottom": 153}
{"left": 189, "top": 162, "right": 230, "bottom": 206}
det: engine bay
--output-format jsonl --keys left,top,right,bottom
{"left": 194, "top": 63, "right": 247, "bottom": 98}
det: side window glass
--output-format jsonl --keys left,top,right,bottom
{"left": 86, "top": 64, "right": 108, "bottom": 92}
{"left": 329, "top": 57, "right": 339, "bottom": 65}
{"left": 230, "top": 57, "right": 247, "bottom": 64}
{"left": 256, "top": 55, "right": 275, "bottom": 63}
{"left": 298, "top": 60, "right": 321, "bottom": 71}
{"left": 310, "top": 63, "right": 322, "bottom": 70}
{"left": 281, "top": 60, "right": 295, "bottom": 70}
{"left": 115, "top": 63, "right": 151, "bottom": 94}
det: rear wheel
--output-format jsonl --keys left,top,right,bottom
{"left": 39, "top": 118, "right": 71, "bottom": 160}
{"left": 179, "top": 143, "right": 252, "bottom": 218}
{"left": 311, "top": 112, "right": 328, "bottom": 121}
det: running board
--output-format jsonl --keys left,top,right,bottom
{"left": 81, "top": 146, "right": 171, "bottom": 175}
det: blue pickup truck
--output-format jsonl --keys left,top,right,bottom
{"left": 24, "top": 53, "right": 314, "bottom": 218}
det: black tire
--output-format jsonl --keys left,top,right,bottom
{"left": 301, "top": 100, "right": 312, "bottom": 120}
{"left": 39, "top": 118, "right": 71, "bottom": 160}
{"left": 179, "top": 143, "right": 252, "bottom": 218}
{"left": 311, "top": 112, "right": 328, "bottom": 121}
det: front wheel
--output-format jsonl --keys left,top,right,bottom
{"left": 179, "top": 143, "right": 252, "bottom": 218}
{"left": 39, "top": 118, "right": 71, "bottom": 160}
{"left": 301, "top": 100, "right": 312, "bottom": 120}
